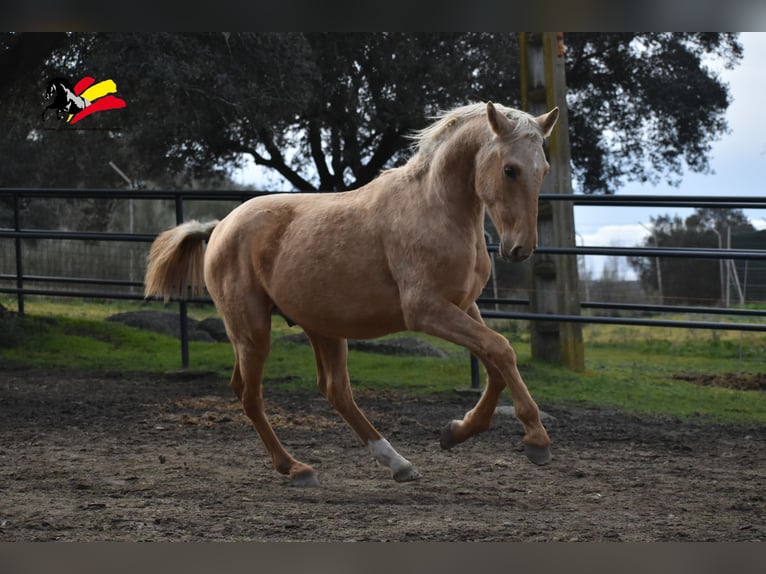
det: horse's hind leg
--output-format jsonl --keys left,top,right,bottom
{"left": 228, "top": 309, "right": 319, "bottom": 486}
{"left": 306, "top": 331, "right": 420, "bottom": 482}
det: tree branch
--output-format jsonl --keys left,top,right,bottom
{"left": 329, "top": 126, "right": 344, "bottom": 191}
{"left": 307, "top": 119, "right": 333, "bottom": 189}
{"left": 248, "top": 130, "right": 317, "bottom": 191}
{"left": 352, "top": 127, "right": 404, "bottom": 187}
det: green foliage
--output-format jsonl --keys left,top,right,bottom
{"left": 628, "top": 208, "right": 759, "bottom": 304}
{"left": 566, "top": 33, "right": 742, "bottom": 193}
{"left": 0, "top": 32, "right": 743, "bottom": 195}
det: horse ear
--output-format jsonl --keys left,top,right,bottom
{"left": 536, "top": 107, "right": 559, "bottom": 138}
{"left": 486, "top": 101, "right": 511, "bottom": 136}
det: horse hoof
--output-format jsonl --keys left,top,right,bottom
{"left": 440, "top": 420, "right": 460, "bottom": 450}
{"left": 524, "top": 444, "right": 552, "bottom": 466}
{"left": 290, "top": 470, "right": 320, "bottom": 487}
{"left": 393, "top": 466, "right": 421, "bottom": 483}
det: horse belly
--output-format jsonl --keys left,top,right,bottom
{"left": 290, "top": 290, "right": 405, "bottom": 339}
{"left": 271, "top": 263, "right": 406, "bottom": 339}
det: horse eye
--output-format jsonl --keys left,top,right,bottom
{"left": 504, "top": 165, "right": 517, "bottom": 179}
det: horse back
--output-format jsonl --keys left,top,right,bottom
{"left": 205, "top": 183, "right": 486, "bottom": 338}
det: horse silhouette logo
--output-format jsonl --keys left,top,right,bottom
{"left": 42, "top": 76, "right": 126, "bottom": 124}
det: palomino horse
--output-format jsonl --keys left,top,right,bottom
{"left": 145, "top": 101, "right": 559, "bottom": 486}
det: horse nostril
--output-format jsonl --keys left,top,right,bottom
{"left": 508, "top": 245, "right": 532, "bottom": 262}
{"left": 500, "top": 241, "right": 534, "bottom": 262}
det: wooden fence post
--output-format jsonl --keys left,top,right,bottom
{"left": 519, "top": 32, "right": 584, "bottom": 371}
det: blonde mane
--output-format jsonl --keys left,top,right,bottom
{"left": 409, "top": 102, "right": 541, "bottom": 166}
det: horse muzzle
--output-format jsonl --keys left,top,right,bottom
{"left": 499, "top": 242, "right": 535, "bottom": 263}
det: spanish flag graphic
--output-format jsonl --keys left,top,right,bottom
{"left": 67, "top": 76, "right": 126, "bottom": 124}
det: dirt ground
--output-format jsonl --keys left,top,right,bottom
{"left": 0, "top": 366, "right": 763, "bottom": 542}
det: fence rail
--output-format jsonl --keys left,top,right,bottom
{"left": 2, "top": 188, "right": 766, "bottom": 375}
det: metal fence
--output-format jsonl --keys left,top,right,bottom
{"left": 478, "top": 194, "right": 766, "bottom": 331}
{"left": 2, "top": 188, "right": 766, "bottom": 374}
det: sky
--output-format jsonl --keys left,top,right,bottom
{"left": 575, "top": 32, "right": 766, "bottom": 279}
{"left": 232, "top": 33, "right": 766, "bottom": 280}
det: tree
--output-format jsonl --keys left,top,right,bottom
{"left": 628, "top": 208, "right": 755, "bottom": 305}
{"left": 0, "top": 32, "right": 743, "bottom": 194}
{"left": 565, "top": 33, "right": 742, "bottom": 193}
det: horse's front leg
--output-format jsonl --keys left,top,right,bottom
{"left": 438, "top": 304, "right": 508, "bottom": 448}
{"left": 406, "top": 301, "right": 551, "bottom": 465}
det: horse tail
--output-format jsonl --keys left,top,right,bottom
{"left": 144, "top": 220, "right": 219, "bottom": 303}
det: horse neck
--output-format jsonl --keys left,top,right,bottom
{"left": 422, "top": 122, "right": 487, "bottom": 228}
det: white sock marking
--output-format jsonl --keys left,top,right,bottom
{"left": 368, "top": 438, "right": 412, "bottom": 474}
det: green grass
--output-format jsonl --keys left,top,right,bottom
{"left": 523, "top": 352, "right": 765, "bottom": 423}
{"left": 2, "top": 297, "right": 765, "bottom": 424}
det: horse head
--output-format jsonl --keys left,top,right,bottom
{"left": 475, "top": 102, "right": 558, "bottom": 262}
{"left": 45, "top": 78, "right": 69, "bottom": 99}
{"left": 42, "top": 77, "right": 91, "bottom": 121}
